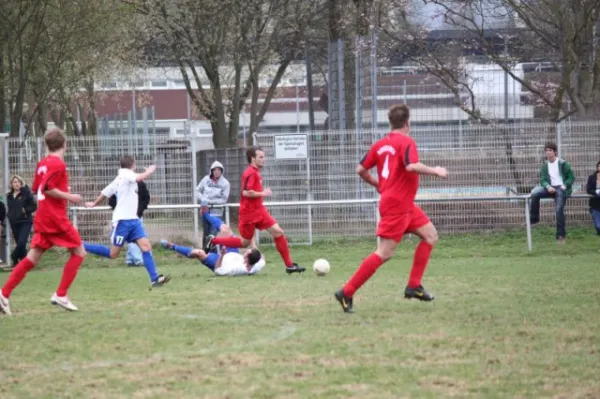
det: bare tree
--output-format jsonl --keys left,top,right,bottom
{"left": 381, "top": 0, "right": 600, "bottom": 122}
{"left": 0, "top": 0, "right": 140, "bottom": 137}
{"left": 130, "top": 0, "right": 325, "bottom": 148}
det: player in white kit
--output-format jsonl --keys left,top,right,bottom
{"left": 160, "top": 211, "right": 265, "bottom": 276}
{"left": 83, "top": 155, "right": 170, "bottom": 287}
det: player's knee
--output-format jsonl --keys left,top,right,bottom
{"left": 376, "top": 248, "right": 394, "bottom": 261}
{"left": 270, "top": 226, "right": 284, "bottom": 237}
{"left": 220, "top": 225, "right": 232, "bottom": 236}
{"left": 190, "top": 249, "right": 205, "bottom": 259}
{"left": 74, "top": 246, "right": 86, "bottom": 257}
{"left": 424, "top": 230, "right": 439, "bottom": 246}
{"left": 138, "top": 241, "right": 152, "bottom": 252}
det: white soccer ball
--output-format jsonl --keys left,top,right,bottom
{"left": 312, "top": 258, "right": 330, "bottom": 276}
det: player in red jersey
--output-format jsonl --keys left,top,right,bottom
{"left": 334, "top": 104, "right": 448, "bottom": 313}
{"left": 207, "top": 146, "right": 305, "bottom": 274}
{"left": 0, "top": 128, "right": 86, "bottom": 315}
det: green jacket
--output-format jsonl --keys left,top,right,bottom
{"left": 540, "top": 159, "right": 575, "bottom": 196}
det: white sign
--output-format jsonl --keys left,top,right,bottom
{"left": 274, "top": 135, "right": 308, "bottom": 160}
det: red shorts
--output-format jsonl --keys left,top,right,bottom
{"left": 238, "top": 209, "right": 277, "bottom": 240}
{"left": 31, "top": 224, "right": 82, "bottom": 251}
{"left": 377, "top": 206, "right": 430, "bottom": 243}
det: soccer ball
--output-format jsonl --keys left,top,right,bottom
{"left": 312, "top": 258, "right": 330, "bottom": 276}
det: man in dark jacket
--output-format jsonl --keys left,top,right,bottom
{"left": 108, "top": 180, "right": 150, "bottom": 266}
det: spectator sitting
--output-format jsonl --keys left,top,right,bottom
{"left": 586, "top": 160, "right": 600, "bottom": 235}
{"left": 108, "top": 180, "right": 150, "bottom": 266}
{"left": 529, "top": 142, "right": 575, "bottom": 244}
{"left": 195, "top": 161, "right": 230, "bottom": 249}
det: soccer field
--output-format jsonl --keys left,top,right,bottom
{"left": 1, "top": 227, "right": 599, "bottom": 399}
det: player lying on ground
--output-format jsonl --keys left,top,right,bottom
{"left": 0, "top": 128, "right": 87, "bottom": 315}
{"left": 208, "top": 146, "right": 305, "bottom": 274}
{"left": 160, "top": 211, "right": 265, "bottom": 276}
{"left": 82, "top": 155, "right": 170, "bottom": 287}
{"left": 334, "top": 104, "right": 448, "bottom": 314}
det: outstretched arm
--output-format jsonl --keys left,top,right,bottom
{"left": 85, "top": 193, "right": 107, "bottom": 208}
{"left": 45, "top": 189, "right": 82, "bottom": 204}
{"left": 135, "top": 165, "right": 156, "bottom": 182}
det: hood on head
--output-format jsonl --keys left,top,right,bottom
{"left": 210, "top": 161, "right": 224, "bottom": 178}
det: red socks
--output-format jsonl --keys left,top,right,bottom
{"left": 407, "top": 241, "right": 433, "bottom": 288}
{"left": 343, "top": 253, "right": 384, "bottom": 297}
{"left": 56, "top": 254, "right": 84, "bottom": 297}
{"left": 212, "top": 236, "right": 244, "bottom": 248}
{"left": 2, "top": 258, "right": 36, "bottom": 298}
{"left": 274, "top": 235, "right": 293, "bottom": 267}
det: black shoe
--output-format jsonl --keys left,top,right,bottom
{"left": 334, "top": 289, "right": 354, "bottom": 313}
{"left": 151, "top": 274, "right": 171, "bottom": 288}
{"left": 285, "top": 263, "right": 305, "bottom": 274}
{"left": 203, "top": 235, "right": 215, "bottom": 253}
{"left": 404, "top": 285, "right": 435, "bottom": 301}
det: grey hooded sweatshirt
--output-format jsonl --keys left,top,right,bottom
{"left": 195, "top": 161, "right": 231, "bottom": 205}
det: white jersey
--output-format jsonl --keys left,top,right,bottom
{"left": 101, "top": 168, "right": 139, "bottom": 222}
{"left": 214, "top": 252, "right": 265, "bottom": 276}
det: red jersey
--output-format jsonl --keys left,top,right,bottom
{"left": 361, "top": 132, "right": 420, "bottom": 215}
{"left": 31, "top": 155, "right": 71, "bottom": 233}
{"left": 239, "top": 165, "right": 265, "bottom": 220}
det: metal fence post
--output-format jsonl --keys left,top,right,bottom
{"left": 191, "top": 137, "right": 199, "bottom": 245}
{"left": 556, "top": 121, "right": 562, "bottom": 156}
{"left": 525, "top": 196, "right": 532, "bottom": 252}
{"left": 1, "top": 134, "right": 10, "bottom": 261}
{"left": 337, "top": 39, "right": 345, "bottom": 132}
{"left": 370, "top": 29, "right": 378, "bottom": 129}
{"left": 72, "top": 208, "right": 78, "bottom": 229}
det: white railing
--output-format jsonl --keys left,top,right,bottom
{"left": 0, "top": 193, "right": 590, "bottom": 260}
{"left": 69, "top": 195, "right": 548, "bottom": 251}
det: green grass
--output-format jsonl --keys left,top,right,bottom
{"left": 1, "top": 226, "right": 599, "bottom": 398}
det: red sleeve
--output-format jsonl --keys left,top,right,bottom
{"left": 45, "top": 163, "right": 67, "bottom": 191}
{"left": 359, "top": 145, "right": 378, "bottom": 170}
{"left": 31, "top": 171, "right": 41, "bottom": 193}
{"left": 243, "top": 171, "right": 258, "bottom": 191}
{"left": 404, "top": 139, "right": 419, "bottom": 166}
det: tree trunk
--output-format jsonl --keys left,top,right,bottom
{"left": 228, "top": 63, "right": 243, "bottom": 147}
{"left": 211, "top": 75, "right": 229, "bottom": 148}
{"left": 10, "top": 76, "right": 25, "bottom": 137}
{"left": 85, "top": 80, "right": 97, "bottom": 136}
{"left": 35, "top": 97, "right": 47, "bottom": 135}
{"left": 0, "top": 48, "right": 5, "bottom": 133}
{"left": 211, "top": 120, "right": 230, "bottom": 148}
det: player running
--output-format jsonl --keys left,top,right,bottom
{"left": 82, "top": 155, "right": 170, "bottom": 287}
{"left": 207, "top": 146, "right": 305, "bottom": 274}
{"left": 160, "top": 210, "right": 265, "bottom": 276}
{"left": 334, "top": 104, "right": 448, "bottom": 313}
{"left": 0, "top": 128, "right": 87, "bottom": 315}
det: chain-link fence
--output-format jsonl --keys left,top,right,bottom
{"left": 252, "top": 120, "right": 599, "bottom": 242}
{"left": 3, "top": 133, "right": 196, "bottom": 248}
{"left": 2, "top": 120, "right": 599, "bottom": 250}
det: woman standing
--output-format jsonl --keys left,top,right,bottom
{"left": 6, "top": 175, "right": 37, "bottom": 266}
{"left": 586, "top": 161, "right": 600, "bottom": 235}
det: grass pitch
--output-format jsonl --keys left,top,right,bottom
{"left": 1, "top": 227, "right": 599, "bottom": 398}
